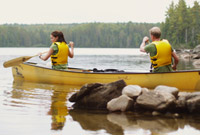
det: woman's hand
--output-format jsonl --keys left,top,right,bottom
{"left": 68, "top": 41, "right": 74, "bottom": 58}
{"left": 69, "top": 41, "right": 74, "bottom": 48}
{"left": 38, "top": 52, "right": 43, "bottom": 59}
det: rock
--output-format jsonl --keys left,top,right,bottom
{"left": 176, "top": 92, "right": 200, "bottom": 113}
{"left": 179, "top": 53, "right": 191, "bottom": 59}
{"left": 141, "top": 88, "right": 149, "bottom": 93}
{"left": 193, "top": 59, "right": 200, "bottom": 66}
{"left": 122, "top": 85, "right": 142, "bottom": 98}
{"left": 69, "top": 83, "right": 103, "bottom": 102}
{"left": 154, "top": 85, "right": 179, "bottom": 97}
{"left": 192, "top": 54, "right": 200, "bottom": 59}
{"left": 107, "top": 95, "right": 134, "bottom": 112}
{"left": 193, "top": 45, "right": 200, "bottom": 54}
{"left": 69, "top": 80, "right": 126, "bottom": 110}
{"left": 186, "top": 95, "right": 200, "bottom": 113}
{"left": 136, "top": 91, "right": 176, "bottom": 111}
{"left": 176, "top": 92, "right": 190, "bottom": 109}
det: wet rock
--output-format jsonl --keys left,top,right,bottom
{"left": 122, "top": 85, "right": 142, "bottom": 98}
{"left": 69, "top": 80, "right": 126, "bottom": 110}
{"left": 136, "top": 91, "right": 176, "bottom": 111}
{"left": 107, "top": 95, "right": 134, "bottom": 112}
{"left": 154, "top": 85, "right": 179, "bottom": 97}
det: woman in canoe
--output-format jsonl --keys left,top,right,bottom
{"left": 39, "top": 31, "right": 74, "bottom": 70}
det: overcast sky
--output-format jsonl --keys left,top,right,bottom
{"left": 0, "top": 0, "right": 199, "bottom": 24}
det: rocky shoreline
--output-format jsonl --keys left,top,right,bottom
{"left": 69, "top": 80, "right": 200, "bottom": 115}
{"left": 176, "top": 44, "right": 200, "bottom": 67}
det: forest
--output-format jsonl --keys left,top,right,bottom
{"left": 161, "top": 0, "right": 200, "bottom": 48}
{"left": 0, "top": 0, "right": 199, "bottom": 48}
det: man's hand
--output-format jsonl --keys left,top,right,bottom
{"left": 143, "top": 36, "right": 149, "bottom": 43}
{"left": 140, "top": 36, "right": 149, "bottom": 52}
{"left": 172, "top": 64, "right": 177, "bottom": 71}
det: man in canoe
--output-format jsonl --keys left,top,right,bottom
{"left": 140, "top": 27, "right": 179, "bottom": 72}
{"left": 39, "top": 31, "right": 74, "bottom": 70}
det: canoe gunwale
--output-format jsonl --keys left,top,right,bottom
{"left": 23, "top": 62, "right": 200, "bottom": 75}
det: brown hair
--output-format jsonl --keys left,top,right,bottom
{"left": 51, "top": 31, "right": 67, "bottom": 43}
{"left": 149, "top": 27, "right": 161, "bottom": 39}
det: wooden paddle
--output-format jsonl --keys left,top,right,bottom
{"left": 3, "top": 51, "right": 47, "bottom": 68}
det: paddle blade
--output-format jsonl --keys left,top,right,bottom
{"left": 3, "top": 56, "right": 33, "bottom": 68}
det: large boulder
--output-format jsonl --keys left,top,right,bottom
{"left": 136, "top": 91, "right": 176, "bottom": 111}
{"left": 69, "top": 80, "right": 126, "bottom": 110}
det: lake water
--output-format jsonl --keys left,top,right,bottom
{"left": 1, "top": 48, "right": 200, "bottom": 135}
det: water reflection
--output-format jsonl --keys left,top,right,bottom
{"left": 9, "top": 81, "right": 200, "bottom": 135}
{"left": 48, "top": 88, "right": 68, "bottom": 130}
{"left": 12, "top": 81, "right": 80, "bottom": 131}
{"left": 69, "top": 109, "right": 200, "bottom": 135}
{"left": 69, "top": 110, "right": 124, "bottom": 135}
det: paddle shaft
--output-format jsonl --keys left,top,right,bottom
{"left": 3, "top": 51, "right": 48, "bottom": 68}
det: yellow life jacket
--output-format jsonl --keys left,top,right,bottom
{"left": 150, "top": 39, "right": 172, "bottom": 69}
{"left": 51, "top": 42, "right": 69, "bottom": 66}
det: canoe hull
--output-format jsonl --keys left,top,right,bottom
{"left": 12, "top": 63, "right": 200, "bottom": 91}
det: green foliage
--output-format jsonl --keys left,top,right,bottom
{"left": 161, "top": 0, "right": 200, "bottom": 48}
{"left": 0, "top": 23, "right": 158, "bottom": 48}
{"left": 1, "top": 0, "right": 199, "bottom": 49}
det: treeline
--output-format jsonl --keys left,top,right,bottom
{"left": 0, "top": 23, "right": 157, "bottom": 48}
{"left": 0, "top": 0, "right": 200, "bottom": 48}
{"left": 161, "top": 0, "right": 200, "bottom": 48}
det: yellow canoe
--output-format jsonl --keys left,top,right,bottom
{"left": 12, "top": 62, "right": 200, "bottom": 91}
